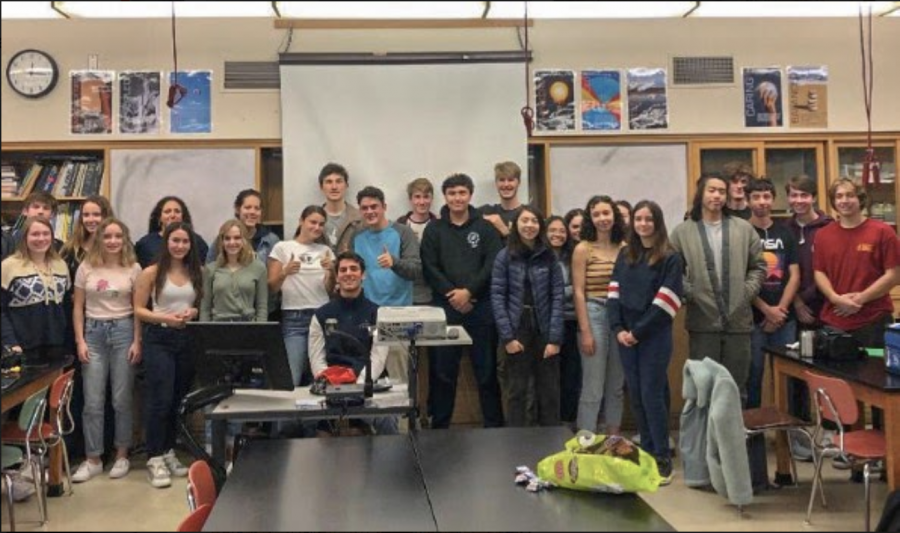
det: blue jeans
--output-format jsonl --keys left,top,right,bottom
{"left": 142, "top": 324, "right": 195, "bottom": 457}
{"left": 82, "top": 317, "right": 136, "bottom": 457}
{"left": 282, "top": 309, "right": 316, "bottom": 386}
{"left": 748, "top": 320, "right": 797, "bottom": 409}
{"left": 619, "top": 327, "right": 672, "bottom": 459}
{"left": 577, "top": 299, "right": 624, "bottom": 433}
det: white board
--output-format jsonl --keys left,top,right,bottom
{"left": 549, "top": 144, "right": 688, "bottom": 234}
{"left": 110, "top": 148, "right": 255, "bottom": 245}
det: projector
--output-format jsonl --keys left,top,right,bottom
{"left": 377, "top": 306, "right": 447, "bottom": 340}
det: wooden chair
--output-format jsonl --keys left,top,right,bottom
{"left": 804, "top": 370, "right": 887, "bottom": 532}
{"left": 1, "top": 387, "right": 49, "bottom": 531}
{"left": 186, "top": 460, "right": 217, "bottom": 512}
{"left": 177, "top": 503, "right": 213, "bottom": 532}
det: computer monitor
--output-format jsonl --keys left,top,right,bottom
{"left": 188, "top": 322, "right": 294, "bottom": 391}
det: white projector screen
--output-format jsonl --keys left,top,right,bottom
{"left": 550, "top": 144, "right": 688, "bottom": 235}
{"left": 280, "top": 62, "right": 528, "bottom": 230}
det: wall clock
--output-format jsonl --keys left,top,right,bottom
{"left": 6, "top": 49, "right": 59, "bottom": 98}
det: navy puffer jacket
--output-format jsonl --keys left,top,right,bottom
{"left": 491, "top": 245, "right": 564, "bottom": 345}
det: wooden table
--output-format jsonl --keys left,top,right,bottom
{"left": 2, "top": 355, "right": 72, "bottom": 497}
{"left": 768, "top": 346, "right": 900, "bottom": 490}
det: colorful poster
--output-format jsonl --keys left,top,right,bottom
{"left": 534, "top": 70, "right": 575, "bottom": 132}
{"left": 119, "top": 71, "right": 161, "bottom": 134}
{"left": 743, "top": 67, "right": 783, "bottom": 128}
{"left": 581, "top": 70, "right": 622, "bottom": 131}
{"left": 169, "top": 70, "right": 212, "bottom": 134}
{"left": 70, "top": 70, "right": 114, "bottom": 135}
{"left": 788, "top": 66, "right": 828, "bottom": 128}
{"left": 626, "top": 68, "right": 668, "bottom": 130}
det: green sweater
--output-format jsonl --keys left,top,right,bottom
{"left": 200, "top": 260, "right": 268, "bottom": 322}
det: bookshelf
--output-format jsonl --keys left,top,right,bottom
{"left": 1, "top": 143, "right": 110, "bottom": 241}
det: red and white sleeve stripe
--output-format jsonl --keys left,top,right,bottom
{"left": 608, "top": 281, "right": 620, "bottom": 299}
{"left": 652, "top": 286, "right": 681, "bottom": 318}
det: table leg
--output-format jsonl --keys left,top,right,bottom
{"left": 772, "top": 358, "right": 792, "bottom": 478}
{"left": 212, "top": 419, "right": 227, "bottom": 466}
{"left": 46, "top": 404, "right": 63, "bottom": 497}
{"left": 886, "top": 396, "right": 899, "bottom": 491}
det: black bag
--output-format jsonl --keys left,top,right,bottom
{"left": 814, "top": 327, "right": 866, "bottom": 361}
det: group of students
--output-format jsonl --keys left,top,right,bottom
{"left": 2, "top": 157, "right": 896, "bottom": 492}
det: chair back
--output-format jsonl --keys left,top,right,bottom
{"left": 187, "top": 460, "right": 217, "bottom": 511}
{"left": 804, "top": 370, "right": 858, "bottom": 426}
{"left": 17, "top": 387, "right": 49, "bottom": 434}
{"left": 49, "top": 369, "right": 76, "bottom": 436}
{"left": 177, "top": 503, "right": 213, "bottom": 532}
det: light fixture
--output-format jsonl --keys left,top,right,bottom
{"left": 486, "top": 2, "right": 698, "bottom": 18}
{"left": 690, "top": 1, "right": 896, "bottom": 17}
{"left": 0, "top": 1, "right": 64, "bottom": 19}
{"left": 56, "top": 1, "right": 276, "bottom": 18}
{"left": 277, "top": 1, "right": 485, "bottom": 19}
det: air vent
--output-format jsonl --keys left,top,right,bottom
{"left": 224, "top": 61, "right": 280, "bottom": 89}
{"left": 671, "top": 56, "right": 734, "bottom": 86}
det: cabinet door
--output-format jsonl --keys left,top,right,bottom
{"left": 689, "top": 142, "right": 763, "bottom": 200}
{"left": 764, "top": 145, "right": 823, "bottom": 214}
{"left": 833, "top": 144, "right": 897, "bottom": 228}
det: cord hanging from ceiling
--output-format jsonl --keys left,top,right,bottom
{"left": 858, "top": 4, "right": 879, "bottom": 187}
{"left": 167, "top": 0, "right": 187, "bottom": 108}
{"left": 520, "top": 1, "right": 534, "bottom": 135}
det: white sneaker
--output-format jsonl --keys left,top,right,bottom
{"left": 146, "top": 456, "right": 172, "bottom": 489}
{"left": 10, "top": 476, "right": 36, "bottom": 502}
{"left": 163, "top": 449, "right": 188, "bottom": 477}
{"left": 109, "top": 458, "right": 131, "bottom": 479}
{"left": 72, "top": 460, "right": 104, "bottom": 483}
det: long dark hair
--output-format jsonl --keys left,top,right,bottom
{"left": 233, "top": 189, "right": 263, "bottom": 218}
{"left": 508, "top": 206, "right": 548, "bottom": 257}
{"left": 154, "top": 221, "right": 204, "bottom": 306}
{"left": 293, "top": 205, "right": 328, "bottom": 246}
{"left": 580, "top": 195, "right": 625, "bottom": 245}
{"left": 147, "top": 196, "right": 194, "bottom": 234}
{"left": 624, "top": 200, "right": 673, "bottom": 266}
{"left": 689, "top": 173, "right": 731, "bottom": 222}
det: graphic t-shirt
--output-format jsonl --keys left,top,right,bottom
{"left": 270, "top": 240, "right": 334, "bottom": 310}
{"left": 752, "top": 222, "right": 798, "bottom": 324}
{"left": 75, "top": 262, "right": 142, "bottom": 320}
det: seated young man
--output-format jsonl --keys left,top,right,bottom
{"left": 308, "top": 251, "right": 398, "bottom": 435}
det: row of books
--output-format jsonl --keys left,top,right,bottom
{"left": 1, "top": 159, "right": 104, "bottom": 199}
{"left": 9, "top": 203, "right": 81, "bottom": 242}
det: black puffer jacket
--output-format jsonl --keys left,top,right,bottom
{"left": 491, "top": 244, "right": 564, "bottom": 345}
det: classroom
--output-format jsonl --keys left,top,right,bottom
{"left": 1, "top": 2, "right": 899, "bottom": 532}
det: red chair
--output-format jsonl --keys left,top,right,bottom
{"left": 177, "top": 503, "right": 213, "bottom": 532}
{"left": 185, "top": 460, "right": 216, "bottom": 512}
{"left": 804, "top": 370, "right": 886, "bottom": 532}
{"left": 1, "top": 369, "right": 77, "bottom": 497}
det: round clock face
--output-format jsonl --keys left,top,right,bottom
{"left": 6, "top": 49, "right": 59, "bottom": 98}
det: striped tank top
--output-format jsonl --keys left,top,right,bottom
{"left": 585, "top": 244, "right": 616, "bottom": 299}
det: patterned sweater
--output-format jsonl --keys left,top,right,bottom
{"left": 1, "top": 255, "right": 69, "bottom": 349}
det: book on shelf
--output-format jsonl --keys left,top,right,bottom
{"left": 3, "top": 158, "right": 104, "bottom": 199}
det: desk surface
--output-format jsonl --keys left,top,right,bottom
{"left": 767, "top": 345, "right": 900, "bottom": 392}
{"left": 1, "top": 355, "right": 71, "bottom": 415}
{"left": 209, "top": 383, "right": 411, "bottom": 421}
{"left": 415, "top": 427, "right": 674, "bottom": 532}
{"left": 204, "top": 436, "right": 437, "bottom": 532}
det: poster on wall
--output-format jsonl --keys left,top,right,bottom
{"left": 70, "top": 70, "right": 114, "bottom": 135}
{"left": 581, "top": 70, "right": 622, "bottom": 131}
{"left": 119, "top": 71, "right": 161, "bottom": 134}
{"left": 534, "top": 70, "right": 575, "bottom": 132}
{"left": 626, "top": 68, "right": 668, "bottom": 130}
{"left": 787, "top": 66, "right": 828, "bottom": 129}
{"left": 743, "top": 67, "right": 783, "bottom": 128}
{"left": 169, "top": 70, "right": 212, "bottom": 134}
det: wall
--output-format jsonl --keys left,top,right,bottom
{"left": 2, "top": 17, "right": 898, "bottom": 142}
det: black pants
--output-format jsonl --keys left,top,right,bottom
{"left": 558, "top": 320, "right": 582, "bottom": 424}
{"left": 505, "top": 309, "right": 560, "bottom": 427}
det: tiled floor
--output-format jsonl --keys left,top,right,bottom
{"left": 0, "top": 441, "right": 889, "bottom": 532}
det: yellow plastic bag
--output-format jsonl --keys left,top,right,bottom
{"left": 536, "top": 432, "right": 661, "bottom": 493}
